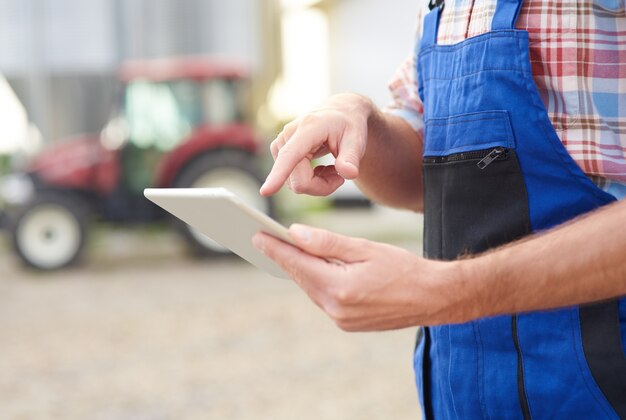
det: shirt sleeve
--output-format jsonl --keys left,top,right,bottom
{"left": 383, "top": 6, "right": 425, "bottom": 133}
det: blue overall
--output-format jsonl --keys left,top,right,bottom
{"left": 413, "top": 0, "right": 626, "bottom": 418}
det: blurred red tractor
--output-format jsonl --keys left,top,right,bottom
{"left": 0, "top": 57, "right": 273, "bottom": 270}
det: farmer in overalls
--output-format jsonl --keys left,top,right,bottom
{"left": 254, "top": 0, "right": 626, "bottom": 417}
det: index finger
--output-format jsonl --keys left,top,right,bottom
{"left": 260, "top": 127, "right": 323, "bottom": 196}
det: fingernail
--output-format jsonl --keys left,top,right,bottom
{"left": 340, "top": 161, "right": 358, "bottom": 179}
{"left": 290, "top": 224, "right": 312, "bottom": 243}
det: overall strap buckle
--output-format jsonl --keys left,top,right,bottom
{"left": 429, "top": 0, "right": 445, "bottom": 11}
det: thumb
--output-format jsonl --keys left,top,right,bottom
{"left": 289, "top": 224, "right": 368, "bottom": 263}
{"left": 335, "top": 128, "right": 365, "bottom": 180}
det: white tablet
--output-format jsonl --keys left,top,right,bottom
{"left": 144, "top": 188, "right": 294, "bottom": 279}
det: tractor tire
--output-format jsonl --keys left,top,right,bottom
{"left": 173, "top": 149, "right": 274, "bottom": 257}
{"left": 10, "top": 191, "right": 89, "bottom": 270}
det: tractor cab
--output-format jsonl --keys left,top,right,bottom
{"left": 114, "top": 59, "right": 253, "bottom": 189}
{"left": 2, "top": 57, "right": 273, "bottom": 270}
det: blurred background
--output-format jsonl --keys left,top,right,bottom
{"left": 0, "top": 0, "right": 424, "bottom": 418}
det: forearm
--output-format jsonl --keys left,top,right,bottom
{"left": 458, "top": 199, "right": 626, "bottom": 320}
{"left": 355, "top": 98, "right": 424, "bottom": 211}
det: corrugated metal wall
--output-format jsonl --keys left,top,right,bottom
{"left": 0, "top": 0, "right": 261, "bottom": 142}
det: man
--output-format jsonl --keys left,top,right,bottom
{"left": 252, "top": 0, "right": 626, "bottom": 418}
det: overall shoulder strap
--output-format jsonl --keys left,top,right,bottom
{"left": 491, "top": 0, "right": 524, "bottom": 30}
{"left": 420, "top": 6, "right": 442, "bottom": 51}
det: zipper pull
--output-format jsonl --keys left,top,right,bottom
{"left": 477, "top": 147, "right": 506, "bottom": 169}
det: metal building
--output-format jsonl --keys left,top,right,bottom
{"left": 0, "top": 0, "right": 267, "bottom": 142}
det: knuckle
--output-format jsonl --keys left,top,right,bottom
{"left": 325, "top": 288, "right": 356, "bottom": 317}
{"left": 300, "top": 113, "right": 318, "bottom": 126}
{"left": 288, "top": 266, "right": 301, "bottom": 281}
{"left": 283, "top": 120, "right": 299, "bottom": 134}
{"left": 271, "top": 135, "right": 286, "bottom": 151}
{"left": 333, "top": 287, "right": 353, "bottom": 306}
{"left": 285, "top": 256, "right": 304, "bottom": 280}
{"left": 270, "top": 139, "right": 280, "bottom": 152}
{"left": 290, "top": 184, "right": 304, "bottom": 194}
{"left": 289, "top": 178, "right": 309, "bottom": 194}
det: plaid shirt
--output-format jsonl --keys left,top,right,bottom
{"left": 386, "top": 0, "right": 626, "bottom": 191}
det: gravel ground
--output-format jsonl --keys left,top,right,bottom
{"left": 0, "top": 207, "right": 424, "bottom": 420}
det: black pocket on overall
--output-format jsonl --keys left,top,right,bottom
{"left": 422, "top": 110, "right": 532, "bottom": 261}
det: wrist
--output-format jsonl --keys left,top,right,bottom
{"left": 457, "top": 255, "right": 502, "bottom": 322}
{"left": 434, "top": 258, "right": 487, "bottom": 324}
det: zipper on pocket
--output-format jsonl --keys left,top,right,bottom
{"left": 477, "top": 147, "right": 508, "bottom": 169}
{"left": 423, "top": 147, "right": 509, "bottom": 169}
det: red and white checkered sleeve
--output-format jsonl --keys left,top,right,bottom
{"left": 384, "top": 52, "right": 424, "bottom": 133}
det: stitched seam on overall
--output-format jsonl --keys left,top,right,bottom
{"left": 572, "top": 310, "right": 617, "bottom": 418}
{"left": 426, "top": 117, "right": 506, "bottom": 127}
{"left": 418, "top": 30, "right": 526, "bottom": 56}
{"left": 425, "top": 117, "right": 515, "bottom": 153}
{"left": 418, "top": 32, "right": 532, "bottom": 83}
{"left": 425, "top": 110, "right": 509, "bottom": 122}
{"left": 425, "top": 144, "right": 513, "bottom": 156}
{"left": 435, "top": 328, "right": 448, "bottom": 418}
{"left": 422, "top": 68, "right": 530, "bottom": 83}
{"left": 472, "top": 322, "right": 489, "bottom": 420}
{"left": 447, "top": 328, "right": 460, "bottom": 419}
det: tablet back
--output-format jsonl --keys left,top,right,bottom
{"left": 144, "top": 188, "right": 291, "bottom": 279}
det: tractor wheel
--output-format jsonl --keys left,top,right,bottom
{"left": 10, "top": 191, "right": 89, "bottom": 270}
{"left": 173, "top": 149, "right": 274, "bottom": 256}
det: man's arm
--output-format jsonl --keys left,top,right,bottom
{"left": 466, "top": 198, "right": 626, "bottom": 319}
{"left": 252, "top": 199, "right": 626, "bottom": 331}
{"left": 259, "top": 93, "right": 424, "bottom": 212}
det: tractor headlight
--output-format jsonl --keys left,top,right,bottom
{"left": 0, "top": 174, "right": 34, "bottom": 206}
